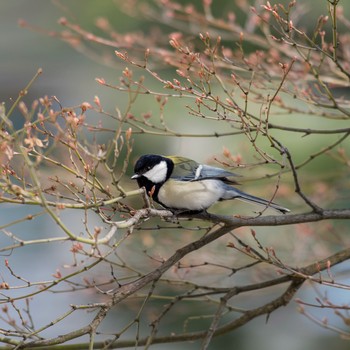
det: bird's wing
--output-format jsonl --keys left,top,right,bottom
{"left": 167, "top": 156, "right": 198, "bottom": 180}
{"left": 167, "top": 156, "right": 240, "bottom": 183}
{"left": 199, "top": 165, "right": 240, "bottom": 182}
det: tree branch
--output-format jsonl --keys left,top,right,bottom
{"left": 20, "top": 208, "right": 350, "bottom": 349}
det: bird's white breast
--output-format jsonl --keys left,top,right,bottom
{"left": 158, "top": 179, "right": 225, "bottom": 210}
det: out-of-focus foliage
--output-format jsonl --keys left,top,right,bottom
{"left": 0, "top": 1, "right": 350, "bottom": 349}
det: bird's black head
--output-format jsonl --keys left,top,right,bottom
{"left": 133, "top": 155, "right": 174, "bottom": 181}
{"left": 131, "top": 155, "right": 174, "bottom": 198}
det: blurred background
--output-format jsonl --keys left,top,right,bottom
{"left": 1, "top": 1, "right": 350, "bottom": 349}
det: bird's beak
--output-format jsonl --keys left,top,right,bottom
{"left": 131, "top": 174, "right": 140, "bottom": 180}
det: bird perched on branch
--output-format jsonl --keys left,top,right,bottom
{"left": 131, "top": 154, "right": 289, "bottom": 214}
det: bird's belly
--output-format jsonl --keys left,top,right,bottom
{"left": 158, "top": 179, "right": 224, "bottom": 211}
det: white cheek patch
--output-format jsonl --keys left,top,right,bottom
{"left": 143, "top": 161, "right": 168, "bottom": 183}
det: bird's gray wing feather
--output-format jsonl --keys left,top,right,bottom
{"left": 197, "top": 165, "right": 240, "bottom": 180}
{"left": 170, "top": 160, "right": 239, "bottom": 182}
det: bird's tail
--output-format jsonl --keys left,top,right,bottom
{"left": 222, "top": 185, "right": 290, "bottom": 214}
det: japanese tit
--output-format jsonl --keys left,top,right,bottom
{"left": 131, "top": 154, "right": 289, "bottom": 214}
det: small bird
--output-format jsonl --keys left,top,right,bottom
{"left": 131, "top": 154, "right": 289, "bottom": 214}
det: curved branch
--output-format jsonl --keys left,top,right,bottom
{"left": 20, "top": 207, "right": 350, "bottom": 349}
{"left": 197, "top": 208, "right": 350, "bottom": 227}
